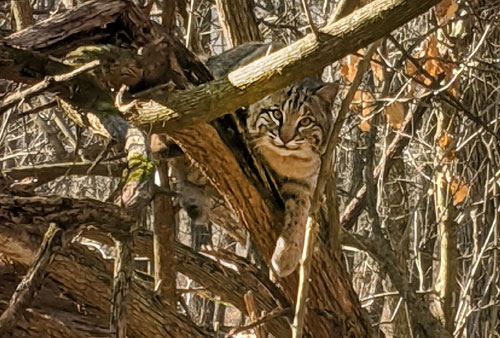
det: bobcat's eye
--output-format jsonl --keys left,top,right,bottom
{"left": 299, "top": 117, "right": 312, "bottom": 127}
{"left": 271, "top": 110, "right": 282, "bottom": 120}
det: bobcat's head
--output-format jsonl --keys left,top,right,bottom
{"left": 247, "top": 78, "right": 338, "bottom": 178}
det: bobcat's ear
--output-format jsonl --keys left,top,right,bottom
{"left": 316, "top": 83, "right": 339, "bottom": 108}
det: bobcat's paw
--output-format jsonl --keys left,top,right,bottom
{"left": 271, "top": 233, "right": 303, "bottom": 277}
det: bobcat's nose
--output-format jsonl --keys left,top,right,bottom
{"left": 279, "top": 125, "right": 295, "bottom": 145}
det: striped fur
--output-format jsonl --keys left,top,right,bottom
{"left": 247, "top": 77, "right": 338, "bottom": 277}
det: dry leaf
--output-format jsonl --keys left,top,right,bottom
{"left": 371, "top": 54, "right": 384, "bottom": 82}
{"left": 406, "top": 35, "right": 459, "bottom": 96}
{"left": 450, "top": 177, "right": 468, "bottom": 205}
{"left": 384, "top": 101, "right": 405, "bottom": 129}
{"left": 351, "top": 90, "right": 374, "bottom": 132}
{"left": 423, "top": 35, "right": 446, "bottom": 82}
{"left": 340, "top": 54, "right": 361, "bottom": 82}
{"left": 438, "top": 131, "right": 453, "bottom": 149}
{"left": 436, "top": 0, "right": 459, "bottom": 25}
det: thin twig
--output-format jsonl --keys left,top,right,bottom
{"left": 225, "top": 307, "right": 291, "bottom": 338}
{"left": 291, "top": 217, "right": 317, "bottom": 338}
{"left": 14, "top": 99, "right": 57, "bottom": 119}
{"left": 312, "top": 42, "right": 380, "bottom": 215}
{"left": 301, "top": 0, "right": 320, "bottom": 39}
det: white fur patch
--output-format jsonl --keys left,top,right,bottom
{"left": 258, "top": 141, "right": 320, "bottom": 179}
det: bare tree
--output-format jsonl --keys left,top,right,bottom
{"left": 1, "top": 0, "right": 499, "bottom": 337}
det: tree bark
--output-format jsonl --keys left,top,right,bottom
{"left": 0, "top": 219, "right": 210, "bottom": 337}
{"left": 151, "top": 153, "right": 177, "bottom": 304}
{"left": 0, "top": 0, "right": 446, "bottom": 336}
{"left": 0, "top": 223, "right": 63, "bottom": 337}
{"left": 10, "top": 0, "right": 33, "bottom": 32}
{"left": 215, "top": 0, "right": 261, "bottom": 47}
{"left": 431, "top": 103, "right": 458, "bottom": 333}
{"left": 0, "top": 187, "right": 291, "bottom": 337}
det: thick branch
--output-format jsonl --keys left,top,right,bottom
{"left": 0, "top": 225, "right": 209, "bottom": 337}
{"left": 0, "top": 223, "right": 63, "bottom": 337}
{"left": 170, "top": 124, "right": 371, "bottom": 337}
{"left": 0, "top": 189, "right": 291, "bottom": 337}
{"left": 124, "top": 0, "right": 441, "bottom": 132}
{"left": 1, "top": 0, "right": 441, "bottom": 134}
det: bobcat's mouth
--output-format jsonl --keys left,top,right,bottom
{"left": 254, "top": 137, "right": 309, "bottom": 158}
{"left": 272, "top": 143, "right": 300, "bottom": 150}
{"left": 266, "top": 143, "right": 311, "bottom": 160}
{"left": 270, "top": 136, "right": 305, "bottom": 150}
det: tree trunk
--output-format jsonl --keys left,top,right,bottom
{"left": 215, "top": 0, "right": 261, "bottom": 47}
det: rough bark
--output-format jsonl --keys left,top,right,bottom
{"left": 215, "top": 0, "right": 262, "bottom": 47}
{"left": 109, "top": 234, "right": 134, "bottom": 338}
{"left": 0, "top": 265, "right": 97, "bottom": 338}
{"left": 151, "top": 148, "right": 177, "bottom": 304}
{"left": 0, "top": 221, "right": 210, "bottom": 337}
{"left": 0, "top": 0, "right": 446, "bottom": 336}
{"left": 10, "top": 0, "right": 33, "bottom": 32}
{"left": 0, "top": 223, "right": 63, "bottom": 337}
{"left": 0, "top": 187, "right": 291, "bottom": 337}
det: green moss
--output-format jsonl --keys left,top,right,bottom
{"left": 126, "top": 154, "right": 156, "bottom": 182}
{"left": 64, "top": 45, "right": 113, "bottom": 66}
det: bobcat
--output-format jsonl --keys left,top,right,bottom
{"left": 210, "top": 43, "right": 338, "bottom": 277}
{"left": 246, "top": 77, "right": 338, "bottom": 277}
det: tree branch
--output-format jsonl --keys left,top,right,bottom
{"left": 0, "top": 223, "right": 64, "bottom": 337}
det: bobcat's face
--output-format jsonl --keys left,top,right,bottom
{"left": 247, "top": 79, "right": 338, "bottom": 178}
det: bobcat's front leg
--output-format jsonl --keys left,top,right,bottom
{"left": 272, "top": 193, "right": 311, "bottom": 277}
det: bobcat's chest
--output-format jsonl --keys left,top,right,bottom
{"left": 258, "top": 144, "right": 320, "bottom": 180}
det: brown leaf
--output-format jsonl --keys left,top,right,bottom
{"left": 340, "top": 54, "right": 361, "bottom": 82}
{"left": 384, "top": 101, "right": 405, "bottom": 129}
{"left": 435, "top": 0, "right": 459, "bottom": 25}
{"left": 450, "top": 177, "right": 468, "bottom": 205}
{"left": 438, "top": 131, "right": 453, "bottom": 149}
{"left": 351, "top": 90, "right": 374, "bottom": 132}
{"left": 371, "top": 54, "right": 384, "bottom": 82}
